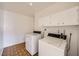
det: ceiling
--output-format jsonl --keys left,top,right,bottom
{"left": 1, "top": 2, "right": 55, "bottom": 16}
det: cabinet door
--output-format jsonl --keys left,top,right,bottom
{"left": 38, "top": 16, "right": 50, "bottom": 26}
{"left": 50, "top": 7, "right": 79, "bottom": 26}
{"left": 60, "top": 7, "right": 79, "bottom": 26}
{"left": 50, "top": 13, "right": 62, "bottom": 26}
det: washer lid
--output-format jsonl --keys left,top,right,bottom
{"left": 39, "top": 36, "right": 67, "bottom": 51}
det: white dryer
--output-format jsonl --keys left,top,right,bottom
{"left": 25, "top": 31, "right": 42, "bottom": 55}
{"left": 39, "top": 33, "right": 67, "bottom": 56}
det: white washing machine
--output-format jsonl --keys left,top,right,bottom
{"left": 25, "top": 32, "right": 42, "bottom": 55}
{"left": 39, "top": 33, "right": 67, "bottom": 56}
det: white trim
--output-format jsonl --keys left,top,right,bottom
{"left": 0, "top": 49, "right": 3, "bottom": 56}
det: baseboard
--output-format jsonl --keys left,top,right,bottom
{"left": 3, "top": 42, "right": 25, "bottom": 48}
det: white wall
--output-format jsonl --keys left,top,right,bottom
{"left": 3, "top": 10, "right": 33, "bottom": 48}
{"left": 35, "top": 2, "right": 79, "bottom": 17}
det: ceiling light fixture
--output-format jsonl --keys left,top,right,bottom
{"left": 29, "top": 2, "right": 32, "bottom": 6}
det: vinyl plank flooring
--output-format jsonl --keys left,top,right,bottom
{"left": 2, "top": 43, "right": 31, "bottom": 56}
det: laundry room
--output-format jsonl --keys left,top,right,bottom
{"left": 0, "top": 1, "right": 79, "bottom": 57}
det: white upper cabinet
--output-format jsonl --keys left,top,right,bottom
{"left": 38, "top": 6, "right": 79, "bottom": 26}
{"left": 61, "top": 7, "right": 79, "bottom": 26}
{"left": 50, "top": 6, "right": 79, "bottom": 26}
{"left": 38, "top": 16, "right": 51, "bottom": 26}
{"left": 50, "top": 12, "right": 63, "bottom": 26}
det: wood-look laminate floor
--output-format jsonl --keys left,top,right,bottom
{"left": 2, "top": 43, "right": 31, "bottom": 56}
